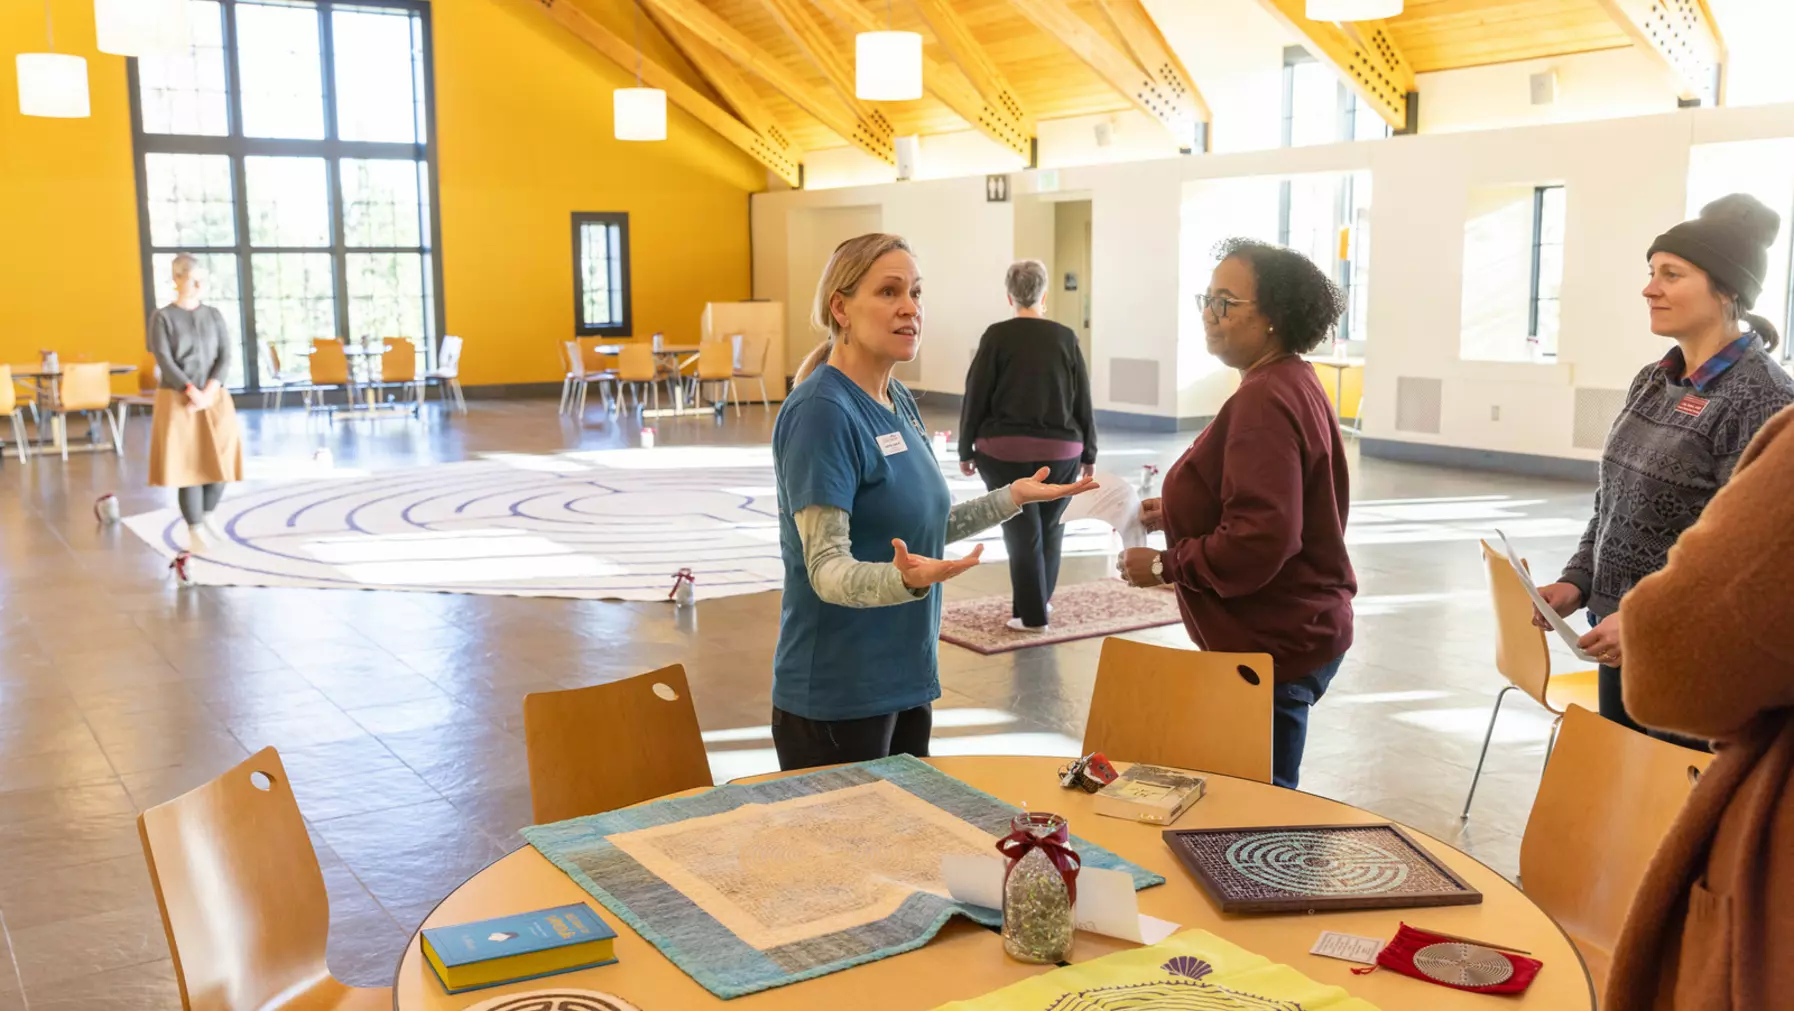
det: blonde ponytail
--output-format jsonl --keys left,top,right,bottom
{"left": 790, "top": 232, "right": 913, "bottom": 387}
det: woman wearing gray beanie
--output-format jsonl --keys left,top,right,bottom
{"left": 1534, "top": 193, "right": 1794, "bottom": 741}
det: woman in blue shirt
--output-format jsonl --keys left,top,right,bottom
{"left": 772, "top": 233, "right": 1096, "bottom": 771}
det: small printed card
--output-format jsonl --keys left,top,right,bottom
{"left": 1309, "top": 930, "right": 1385, "bottom": 965}
{"left": 875, "top": 432, "right": 908, "bottom": 456}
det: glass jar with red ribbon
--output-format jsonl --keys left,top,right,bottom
{"left": 997, "top": 811, "right": 1080, "bottom": 963}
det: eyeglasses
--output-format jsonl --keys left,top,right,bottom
{"left": 1194, "top": 293, "right": 1253, "bottom": 319}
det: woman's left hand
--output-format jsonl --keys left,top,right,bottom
{"left": 1009, "top": 467, "right": 1098, "bottom": 507}
{"left": 1118, "top": 547, "right": 1163, "bottom": 588}
{"left": 1578, "top": 614, "right": 1623, "bottom": 667}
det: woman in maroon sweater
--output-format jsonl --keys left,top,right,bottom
{"left": 1119, "top": 238, "right": 1356, "bottom": 789}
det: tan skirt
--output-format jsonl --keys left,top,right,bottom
{"left": 149, "top": 388, "right": 243, "bottom": 488}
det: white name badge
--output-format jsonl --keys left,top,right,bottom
{"left": 875, "top": 431, "right": 908, "bottom": 456}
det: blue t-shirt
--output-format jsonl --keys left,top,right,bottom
{"left": 772, "top": 365, "right": 952, "bottom": 721}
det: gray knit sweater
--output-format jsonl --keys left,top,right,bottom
{"left": 1562, "top": 337, "right": 1794, "bottom": 618}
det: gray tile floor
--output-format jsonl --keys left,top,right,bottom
{"left": 0, "top": 398, "right": 1597, "bottom": 1006}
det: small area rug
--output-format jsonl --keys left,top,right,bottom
{"left": 520, "top": 754, "right": 1163, "bottom": 999}
{"left": 939, "top": 578, "right": 1182, "bottom": 655}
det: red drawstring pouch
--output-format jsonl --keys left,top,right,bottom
{"left": 1351, "top": 923, "right": 1542, "bottom": 995}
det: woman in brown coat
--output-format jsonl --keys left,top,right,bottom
{"left": 148, "top": 253, "right": 243, "bottom": 551}
{"left": 1607, "top": 405, "right": 1794, "bottom": 1010}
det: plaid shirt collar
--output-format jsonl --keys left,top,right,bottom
{"left": 1660, "top": 334, "right": 1757, "bottom": 393}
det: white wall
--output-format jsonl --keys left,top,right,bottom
{"left": 1417, "top": 48, "right": 1680, "bottom": 134}
{"left": 754, "top": 102, "right": 1794, "bottom": 460}
{"left": 1459, "top": 184, "right": 1546, "bottom": 362}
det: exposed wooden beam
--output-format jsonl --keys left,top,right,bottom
{"left": 639, "top": 0, "right": 895, "bottom": 164}
{"left": 530, "top": 0, "right": 802, "bottom": 185}
{"left": 645, "top": 6, "right": 801, "bottom": 154}
{"left": 906, "top": 0, "right": 1034, "bottom": 159}
{"left": 1007, "top": 0, "right": 1201, "bottom": 150}
{"left": 1252, "top": 0, "right": 1415, "bottom": 130}
{"left": 755, "top": 0, "right": 897, "bottom": 151}
{"left": 1592, "top": 0, "right": 1722, "bottom": 104}
{"left": 1095, "top": 0, "right": 1211, "bottom": 127}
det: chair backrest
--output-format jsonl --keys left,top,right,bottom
{"left": 697, "top": 339, "right": 735, "bottom": 380}
{"left": 140, "top": 354, "right": 161, "bottom": 393}
{"left": 737, "top": 333, "right": 768, "bottom": 375}
{"left": 562, "top": 341, "right": 587, "bottom": 379}
{"left": 59, "top": 362, "right": 113, "bottom": 411}
{"left": 1083, "top": 637, "right": 1276, "bottom": 784}
{"left": 309, "top": 340, "right": 349, "bottom": 385}
{"left": 0, "top": 364, "right": 15, "bottom": 415}
{"left": 437, "top": 335, "right": 463, "bottom": 374}
{"left": 523, "top": 665, "right": 714, "bottom": 824}
{"left": 381, "top": 338, "right": 416, "bottom": 382}
{"left": 138, "top": 747, "right": 332, "bottom": 1011}
{"left": 576, "top": 337, "right": 611, "bottom": 374}
{"left": 1520, "top": 705, "right": 1713, "bottom": 984}
{"left": 1479, "top": 539, "right": 1554, "bottom": 707}
{"left": 617, "top": 343, "right": 659, "bottom": 382}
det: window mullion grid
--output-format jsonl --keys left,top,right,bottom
{"left": 319, "top": 2, "right": 353, "bottom": 347}
{"left": 222, "top": 0, "right": 263, "bottom": 392}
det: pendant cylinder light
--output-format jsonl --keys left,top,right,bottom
{"left": 95, "top": 0, "right": 192, "bottom": 56}
{"left": 1306, "top": 0, "right": 1402, "bottom": 19}
{"left": 614, "top": 87, "right": 666, "bottom": 141}
{"left": 16, "top": 53, "right": 90, "bottom": 119}
{"left": 855, "top": 31, "right": 922, "bottom": 101}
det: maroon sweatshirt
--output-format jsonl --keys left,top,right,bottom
{"left": 1158, "top": 355, "right": 1356, "bottom": 683}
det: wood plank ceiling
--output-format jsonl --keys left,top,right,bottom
{"left": 1389, "top": 0, "right": 1635, "bottom": 73}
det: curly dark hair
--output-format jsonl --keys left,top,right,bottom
{"left": 1213, "top": 237, "right": 1347, "bottom": 354}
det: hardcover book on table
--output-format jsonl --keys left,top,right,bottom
{"left": 1093, "top": 764, "right": 1207, "bottom": 826}
{"left": 421, "top": 903, "right": 618, "bottom": 994}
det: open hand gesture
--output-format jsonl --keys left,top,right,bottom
{"left": 1009, "top": 467, "right": 1099, "bottom": 507}
{"left": 893, "top": 539, "right": 983, "bottom": 590}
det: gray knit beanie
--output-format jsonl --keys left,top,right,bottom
{"left": 1647, "top": 193, "right": 1782, "bottom": 309}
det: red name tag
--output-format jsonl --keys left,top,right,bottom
{"left": 1675, "top": 394, "right": 1709, "bottom": 418}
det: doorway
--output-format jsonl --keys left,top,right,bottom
{"left": 1052, "top": 200, "right": 1093, "bottom": 368}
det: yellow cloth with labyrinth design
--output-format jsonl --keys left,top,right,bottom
{"left": 934, "top": 929, "right": 1381, "bottom": 1011}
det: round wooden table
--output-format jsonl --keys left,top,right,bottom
{"left": 392, "top": 756, "right": 1593, "bottom": 1010}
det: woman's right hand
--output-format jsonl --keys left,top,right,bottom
{"left": 1533, "top": 582, "right": 1584, "bottom": 630}
{"left": 1139, "top": 497, "right": 1165, "bottom": 533}
{"left": 893, "top": 539, "right": 983, "bottom": 589}
{"left": 184, "top": 384, "right": 209, "bottom": 410}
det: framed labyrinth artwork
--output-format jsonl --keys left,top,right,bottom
{"left": 1162, "top": 824, "right": 1483, "bottom": 914}
{"left": 462, "top": 992, "right": 640, "bottom": 1011}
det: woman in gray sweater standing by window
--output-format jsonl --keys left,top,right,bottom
{"left": 1536, "top": 194, "right": 1794, "bottom": 737}
{"left": 148, "top": 253, "right": 243, "bottom": 552}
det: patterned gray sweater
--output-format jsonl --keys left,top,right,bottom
{"left": 1562, "top": 337, "right": 1794, "bottom": 618}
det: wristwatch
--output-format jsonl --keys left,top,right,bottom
{"left": 1150, "top": 554, "right": 1164, "bottom": 583}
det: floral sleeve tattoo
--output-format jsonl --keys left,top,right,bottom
{"left": 793, "top": 504, "right": 927, "bottom": 608}
{"left": 946, "top": 487, "right": 1019, "bottom": 544}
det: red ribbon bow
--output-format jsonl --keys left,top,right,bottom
{"left": 995, "top": 818, "right": 1082, "bottom": 905}
{"left": 668, "top": 568, "right": 695, "bottom": 599}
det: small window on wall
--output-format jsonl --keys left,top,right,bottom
{"left": 1282, "top": 47, "right": 1391, "bottom": 148}
{"left": 1461, "top": 183, "right": 1566, "bottom": 362}
{"left": 574, "top": 212, "right": 631, "bottom": 336}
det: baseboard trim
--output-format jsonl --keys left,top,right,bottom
{"left": 459, "top": 381, "right": 564, "bottom": 400}
{"left": 910, "top": 389, "right": 1208, "bottom": 434}
{"left": 1359, "top": 437, "right": 1598, "bottom": 481}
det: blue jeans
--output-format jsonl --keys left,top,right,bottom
{"left": 1273, "top": 654, "right": 1345, "bottom": 789}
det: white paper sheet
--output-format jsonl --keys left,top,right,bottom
{"left": 1309, "top": 930, "right": 1384, "bottom": 965}
{"left": 941, "top": 856, "right": 1180, "bottom": 944}
{"left": 1495, "top": 529, "right": 1598, "bottom": 663}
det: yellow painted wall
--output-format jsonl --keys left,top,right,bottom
{"left": 0, "top": 0, "right": 764, "bottom": 391}
{"left": 0, "top": 0, "right": 144, "bottom": 391}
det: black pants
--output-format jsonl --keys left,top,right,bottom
{"left": 771, "top": 705, "right": 932, "bottom": 771}
{"left": 176, "top": 483, "right": 225, "bottom": 525}
{"left": 1598, "top": 663, "right": 1711, "bottom": 753}
{"left": 975, "top": 455, "right": 1082, "bottom": 628}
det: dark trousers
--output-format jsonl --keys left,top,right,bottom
{"left": 1273, "top": 655, "right": 1345, "bottom": 789}
{"left": 176, "top": 483, "right": 224, "bottom": 525}
{"left": 771, "top": 704, "right": 932, "bottom": 772}
{"left": 975, "top": 455, "right": 1082, "bottom": 628}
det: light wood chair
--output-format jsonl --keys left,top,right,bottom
{"left": 0, "top": 364, "right": 31, "bottom": 463}
{"left": 691, "top": 335, "right": 740, "bottom": 415}
{"left": 259, "top": 344, "right": 312, "bottom": 410}
{"left": 1520, "top": 704, "right": 1712, "bottom": 995}
{"left": 559, "top": 340, "right": 610, "bottom": 417}
{"left": 305, "top": 339, "right": 351, "bottom": 413}
{"left": 424, "top": 335, "right": 466, "bottom": 413}
{"left": 575, "top": 337, "right": 619, "bottom": 411}
{"left": 47, "top": 362, "right": 120, "bottom": 461}
{"left": 138, "top": 747, "right": 390, "bottom": 1011}
{"left": 523, "top": 665, "right": 714, "bottom": 824}
{"left": 1462, "top": 539, "right": 1603, "bottom": 818}
{"left": 616, "top": 343, "right": 674, "bottom": 413}
{"left": 1083, "top": 637, "right": 1276, "bottom": 784}
{"left": 377, "top": 337, "right": 424, "bottom": 414}
{"left": 731, "top": 333, "right": 772, "bottom": 409}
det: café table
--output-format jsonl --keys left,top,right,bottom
{"left": 592, "top": 342, "right": 713, "bottom": 419}
{"left": 1303, "top": 353, "right": 1366, "bottom": 436}
{"left": 391, "top": 755, "right": 1593, "bottom": 1010}
{"left": 5, "top": 363, "right": 138, "bottom": 455}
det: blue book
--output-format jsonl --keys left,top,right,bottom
{"left": 421, "top": 903, "right": 618, "bottom": 994}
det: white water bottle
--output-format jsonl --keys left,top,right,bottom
{"left": 641, "top": 427, "right": 656, "bottom": 449}
{"left": 314, "top": 447, "right": 333, "bottom": 468}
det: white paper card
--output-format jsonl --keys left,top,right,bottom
{"left": 1495, "top": 529, "right": 1598, "bottom": 663}
{"left": 1309, "top": 930, "right": 1385, "bottom": 965}
{"left": 876, "top": 431, "right": 908, "bottom": 456}
{"left": 940, "top": 857, "right": 1181, "bottom": 944}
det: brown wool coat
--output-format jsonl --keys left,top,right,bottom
{"left": 1607, "top": 406, "right": 1794, "bottom": 1011}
